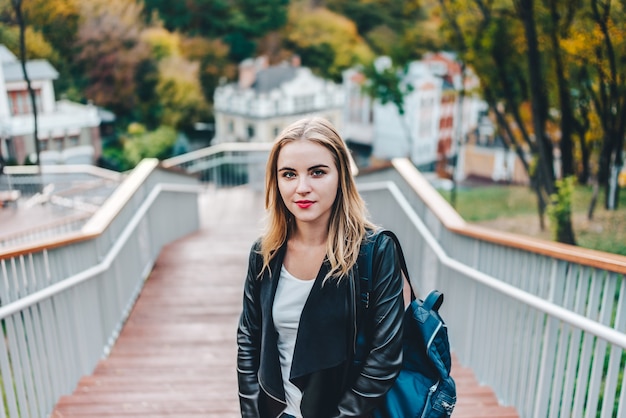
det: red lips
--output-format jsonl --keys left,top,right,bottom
{"left": 296, "top": 200, "right": 314, "bottom": 208}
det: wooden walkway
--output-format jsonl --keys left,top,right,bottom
{"left": 51, "top": 188, "right": 519, "bottom": 417}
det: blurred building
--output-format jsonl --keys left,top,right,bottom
{"left": 342, "top": 52, "right": 486, "bottom": 174}
{"left": 213, "top": 55, "right": 344, "bottom": 143}
{"left": 0, "top": 45, "right": 101, "bottom": 166}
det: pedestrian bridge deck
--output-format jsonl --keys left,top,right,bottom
{"left": 51, "top": 188, "right": 518, "bottom": 418}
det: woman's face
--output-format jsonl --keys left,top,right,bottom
{"left": 277, "top": 140, "right": 339, "bottom": 228}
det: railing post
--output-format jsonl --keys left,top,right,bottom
{"left": 533, "top": 259, "right": 560, "bottom": 416}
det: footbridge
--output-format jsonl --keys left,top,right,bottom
{"left": 0, "top": 142, "right": 624, "bottom": 417}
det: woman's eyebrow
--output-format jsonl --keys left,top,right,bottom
{"left": 278, "top": 164, "right": 330, "bottom": 172}
{"left": 308, "top": 164, "right": 330, "bottom": 170}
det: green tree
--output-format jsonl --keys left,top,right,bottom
{"left": 123, "top": 123, "right": 178, "bottom": 167}
{"left": 285, "top": 3, "right": 373, "bottom": 81}
{"left": 0, "top": 0, "right": 79, "bottom": 94}
{"left": 586, "top": 0, "right": 625, "bottom": 211}
{"left": 156, "top": 55, "right": 211, "bottom": 131}
{"left": 74, "top": 0, "right": 151, "bottom": 121}
{"left": 435, "top": 0, "right": 578, "bottom": 244}
{"left": 553, "top": 1, "right": 626, "bottom": 212}
{"left": 225, "top": 0, "right": 289, "bottom": 62}
{"left": 325, "top": 0, "right": 431, "bottom": 62}
{"left": 143, "top": 0, "right": 232, "bottom": 38}
{"left": 182, "top": 36, "right": 236, "bottom": 112}
{"left": 361, "top": 57, "right": 413, "bottom": 151}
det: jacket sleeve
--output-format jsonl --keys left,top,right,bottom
{"left": 237, "top": 241, "right": 263, "bottom": 418}
{"left": 333, "top": 234, "right": 405, "bottom": 417}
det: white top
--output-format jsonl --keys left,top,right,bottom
{"left": 273, "top": 265, "right": 315, "bottom": 418}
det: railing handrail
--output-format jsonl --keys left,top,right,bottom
{"left": 82, "top": 159, "right": 160, "bottom": 235}
{"left": 161, "top": 141, "right": 274, "bottom": 168}
{"left": 0, "top": 183, "right": 192, "bottom": 321}
{"left": 0, "top": 159, "right": 200, "bottom": 259}
{"left": 391, "top": 158, "right": 626, "bottom": 274}
{"left": 3, "top": 164, "right": 124, "bottom": 182}
{"left": 360, "top": 180, "right": 626, "bottom": 349}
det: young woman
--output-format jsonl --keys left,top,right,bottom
{"left": 237, "top": 117, "right": 404, "bottom": 418}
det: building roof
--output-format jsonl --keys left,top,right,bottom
{"left": 3, "top": 60, "right": 59, "bottom": 82}
{"left": 251, "top": 64, "right": 297, "bottom": 93}
{"left": 0, "top": 45, "right": 17, "bottom": 63}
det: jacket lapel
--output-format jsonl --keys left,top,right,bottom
{"left": 257, "top": 245, "right": 354, "bottom": 399}
{"left": 258, "top": 245, "right": 288, "bottom": 403}
{"left": 290, "top": 261, "right": 350, "bottom": 381}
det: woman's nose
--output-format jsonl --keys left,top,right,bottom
{"left": 296, "top": 177, "right": 311, "bottom": 193}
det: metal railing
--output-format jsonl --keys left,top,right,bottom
{"left": 1, "top": 140, "right": 625, "bottom": 417}
{"left": 162, "top": 142, "right": 271, "bottom": 191}
{"left": 0, "top": 165, "right": 124, "bottom": 249}
{"left": 0, "top": 164, "right": 122, "bottom": 196}
{"left": 0, "top": 159, "right": 201, "bottom": 418}
{"left": 356, "top": 161, "right": 626, "bottom": 418}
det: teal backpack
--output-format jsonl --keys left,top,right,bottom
{"left": 355, "top": 230, "right": 456, "bottom": 418}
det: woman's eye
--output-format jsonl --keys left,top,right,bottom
{"left": 312, "top": 169, "right": 325, "bottom": 177}
{"left": 282, "top": 171, "right": 296, "bottom": 178}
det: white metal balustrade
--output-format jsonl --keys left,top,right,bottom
{"left": 0, "top": 165, "right": 124, "bottom": 249}
{"left": 356, "top": 161, "right": 626, "bottom": 418}
{"left": 0, "top": 159, "right": 201, "bottom": 418}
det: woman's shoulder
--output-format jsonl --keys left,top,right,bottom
{"left": 251, "top": 236, "right": 262, "bottom": 251}
{"left": 363, "top": 227, "right": 394, "bottom": 246}
{"left": 247, "top": 237, "right": 263, "bottom": 262}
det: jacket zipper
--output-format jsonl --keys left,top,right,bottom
{"left": 419, "top": 381, "right": 439, "bottom": 418}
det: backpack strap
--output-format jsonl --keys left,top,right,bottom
{"left": 354, "top": 229, "right": 415, "bottom": 363}
{"left": 423, "top": 289, "right": 443, "bottom": 312}
{"left": 359, "top": 229, "right": 416, "bottom": 306}
{"left": 354, "top": 230, "right": 378, "bottom": 363}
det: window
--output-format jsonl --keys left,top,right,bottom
{"left": 228, "top": 120, "right": 234, "bottom": 133}
{"left": 247, "top": 124, "right": 255, "bottom": 139}
{"left": 8, "top": 89, "right": 42, "bottom": 115}
{"left": 69, "top": 136, "right": 79, "bottom": 147}
{"left": 294, "top": 95, "right": 315, "bottom": 112}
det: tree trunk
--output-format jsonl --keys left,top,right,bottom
{"left": 517, "top": 0, "right": 576, "bottom": 243}
{"left": 548, "top": 0, "right": 575, "bottom": 178}
{"left": 12, "top": 0, "right": 40, "bottom": 169}
{"left": 591, "top": 0, "right": 623, "bottom": 210}
{"left": 517, "top": 0, "right": 555, "bottom": 191}
{"left": 556, "top": 216, "right": 576, "bottom": 245}
{"left": 587, "top": 179, "right": 599, "bottom": 220}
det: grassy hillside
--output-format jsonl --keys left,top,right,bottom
{"left": 438, "top": 184, "right": 626, "bottom": 256}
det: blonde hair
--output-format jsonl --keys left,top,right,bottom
{"left": 260, "top": 117, "right": 375, "bottom": 283}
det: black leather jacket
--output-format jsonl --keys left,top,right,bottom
{"left": 237, "top": 233, "right": 404, "bottom": 418}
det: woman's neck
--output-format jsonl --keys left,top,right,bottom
{"left": 290, "top": 222, "right": 329, "bottom": 247}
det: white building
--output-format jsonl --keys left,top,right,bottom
{"left": 343, "top": 53, "right": 486, "bottom": 171}
{"left": 213, "top": 56, "right": 344, "bottom": 143}
{"left": 342, "top": 67, "right": 374, "bottom": 146}
{"left": 0, "top": 45, "right": 101, "bottom": 165}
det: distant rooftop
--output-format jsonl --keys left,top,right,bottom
{"left": 0, "top": 44, "right": 59, "bottom": 81}
{"left": 251, "top": 64, "right": 298, "bottom": 93}
{"left": 3, "top": 60, "right": 59, "bottom": 82}
{"left": 0, "top": 45, "right": 17, "bottom": 63}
